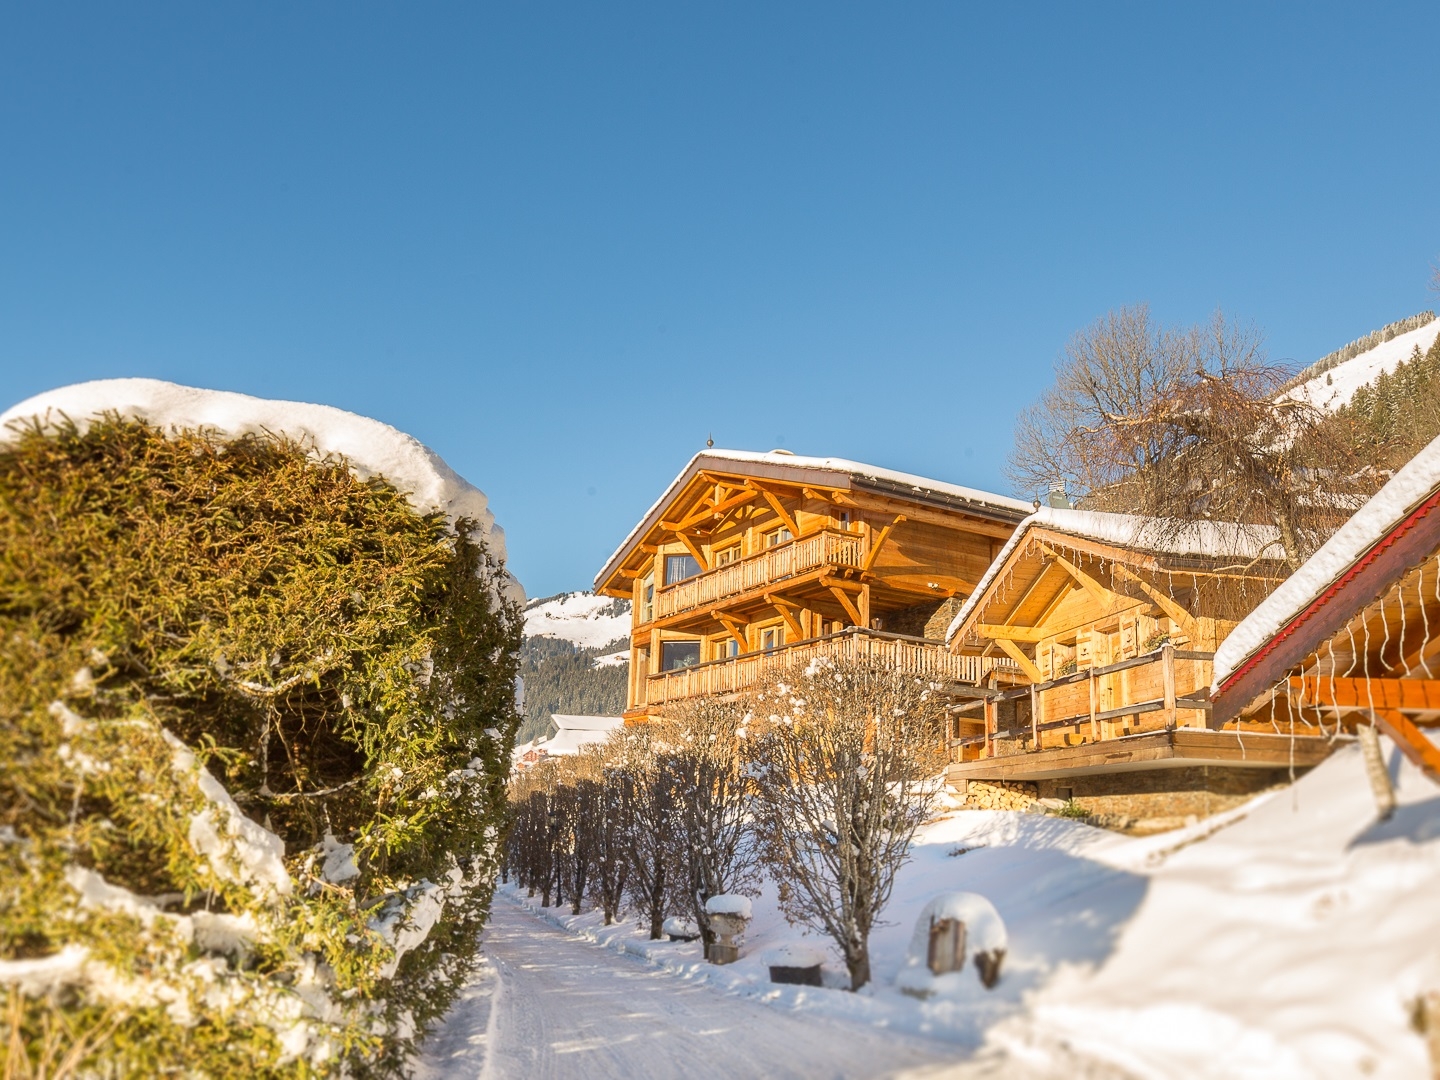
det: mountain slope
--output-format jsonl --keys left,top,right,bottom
{"left": 518, "top": 592, "right": 630, "bottom": 743}
{"left": 1288, "top": 312, "right": 1440, "bottom": 413}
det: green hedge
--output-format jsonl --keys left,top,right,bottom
{"left": 0, "top": 415, "right": 522, "bottom": 1076}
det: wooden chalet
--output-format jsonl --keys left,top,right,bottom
{"left": 1211, "top": 433, "right": 1440, "bottom": 784}
{"left": 943, "top": 508, "right": 1329, "bottom": 815}
{"left": 593, "top": 449, "right": 1031, "bottom": 719}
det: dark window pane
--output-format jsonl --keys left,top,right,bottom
{"left": 661, "top": 641, "right": 702, "bottom": 671}
{"left": 665, "top": 553, "right": 703, "bottom": 585}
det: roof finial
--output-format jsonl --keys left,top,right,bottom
{"left": 707, "top": 433, "right": 714, "bottom": 448}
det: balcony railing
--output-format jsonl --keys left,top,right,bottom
{"left": 652, "top": 529, "right": 864, "bottom": 623}
{"left": 639, "top": 627, "right": 1012, "bottom": 709}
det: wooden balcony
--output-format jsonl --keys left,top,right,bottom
{"left": 652, "top": 529, "right": 865, "bottom": 623}
{"left": 637, "top": 627, "right": 1010, "bottom": 710}
{"left": 948, "top": 646, "right": 1218, "bottom": 763}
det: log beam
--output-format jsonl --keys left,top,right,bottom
{"left": 995, "top": 638, "right": 1043, "bottom": 682}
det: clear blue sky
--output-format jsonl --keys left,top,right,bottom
{"left": 2, "top": 4, "right": 1437, "bottom": 599}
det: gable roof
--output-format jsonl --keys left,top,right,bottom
{"left": 1212, "top": 432, "right": 1440, "bottom": 705}
{"left": 945, "top": 506, "right": 1284, "bottom": 645}
{"left": 594, "top": 448, "right": 1030, "bottom": 593}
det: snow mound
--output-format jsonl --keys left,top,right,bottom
{"left": 762, "top": 943, "right": 826, "bottom": 968}
{"left": 895, "top": 892, "right": 1008, "bottom": 999}
{"left": 523, "top": 591, "right": 630, "bottom": 650}
{"left": 0, "top": 378, "right": 518, "bottom": 600}
{"left": 1214, "top": 429, "right": 1440, "bottom": 687}
{"left": 1287, "top": 318, "right": 1440, "bottom": 413}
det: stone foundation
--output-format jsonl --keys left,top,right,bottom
{"left": 1033, "top": 766, "right": 1296, "bottom": 822}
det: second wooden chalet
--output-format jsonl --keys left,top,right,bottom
{"left": 942, "top": 507, "right": 1335, "bottom": 819}
{"left": 593, "top": 449, "right": 1031, "bottom": 719}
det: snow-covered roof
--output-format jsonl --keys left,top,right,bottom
{"left": 946, "top": 507, "right": 1283, "bottom": 644}
{"left": 1213, "top": 431, "right": 1440, "bottom": 689}
{"left": 1286, "top": 317, "right": 1440, "bottom": 413}
{"left": 543, "top": 714, "right": 623, "bottom": 755}
{"left": 596, "top": 448, "right": 1031, "bottom": 592}
{"left": 0, "top": 379, "right": 521, "bottom": 602}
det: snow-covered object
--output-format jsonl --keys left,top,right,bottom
{"left": 895, "top": 892, "right": 1008, "bottom": 998}
{"left": 0, "top": 378, "right": 520, "bottom": 602}
{"left": 1287, "top": 318, "right": 1440, "bottom": 413}
{"left": 704, "top": 893, "right": 753, "bottom": 920}
{"left": 524, "top": 591, "right": 630, "bottom": 650}
{"left": 597, "top": 448, "right": 1030, "bottom": 590}
{"left": 661, "top": 916, "right": 699, "bottom": 940}
{"left": 370, "top": 866, "right": 467, "bottom": 979}
{"left": 947, "top": 506, "right": 1283, "bottom": 644}
{"left": 320, "top": 833, "right": 360, "bottom": 884}
{"left": 542, "top": 714, "right": 623, "bottom": 757}
{"left": 762, "top": 943, "right": 826, "bottom": 968}
{"left": 1213, "top": 430, "right": 1440, "bottom": 689}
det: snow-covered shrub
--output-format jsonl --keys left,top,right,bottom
{"left": 0, "top": 414, "right": 522, "bottom": 1077}
{"left": 895, "top": 892, "right": 1008, "bottom": 998}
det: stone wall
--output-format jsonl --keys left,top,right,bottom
{"left": 1032, "top": 766, "right": 1295, "bottom": 822}
{"left": 959, "top": 779, "right": 1039, "bottom": 811}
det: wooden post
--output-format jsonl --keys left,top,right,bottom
{"left": 1162, "top": 643, "right": 1177, "bottom": 730}
{"left": 983, "top": 697, "right": 995, "bottom": 758}
{"left": 1030, "top": 684, "right": 1039, "bottom": 747}
{"left": 1088, "top": 670, "right": 1098, "bottom": 742}
{"left": 859, "top": 583, "right": 871, "bottom": 629}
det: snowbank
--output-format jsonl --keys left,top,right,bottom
{"left": 1288, "top": 317, "right": 1440, "bottom": 413}
{"left": 1214, "top": 429, "right": 1440, "bottom": 687}
{"left": 0, "top": 378, "right": 519, "bottom": 600}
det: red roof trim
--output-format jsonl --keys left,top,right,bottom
{"left": 1218, "top": 486, "right": 1440, "bottom": 694}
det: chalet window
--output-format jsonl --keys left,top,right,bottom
{"left": 664, "top": 552, "right": 703, "bottom": 585}
{"left": 661, "top": 640, "right": 701, "bottom": 671}
{"left": 760, "top": 626, "right": 782, "bottom": 652}
{"left": 765, "top": 527, "right": 793, "bottom": 548}
{"left": 838, "top": 511, "right": 850, "bottom": 530}
{"left": 639, "top": 573, "right": 655, "bottom": 624}
{"left": 714, "top": 544, "right": 741, "bottom": 566}
{"left": 717, "top": 638, "right": 739, "bottom": 659}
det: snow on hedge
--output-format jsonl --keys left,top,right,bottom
{"left": 0, "top": 378, "right": 520, "bottom": 601}
{"left": 1213, "top": 430, "right": 1440, "bottom": 687}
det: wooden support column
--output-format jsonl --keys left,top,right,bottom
{"left": 1088, "top": 669, "right": 1098, "bottom": 742}
{"left": 1029, "top": 684, "right": 1040, "bottom": 747}
{"left": 983, "top": 697, "right": 996, "bottom": 758}
{"left": 1162, "top": 644, "right": 1177, "bottom": 729}
{"left": 859, "top": 584, "right": 871, "bottom": 629}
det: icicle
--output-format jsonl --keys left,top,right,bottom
{"left": 1377, "top": 592, "right": 1393, "bottom": 673}
{"left": 1325, "top": 639, "right": 1343, "bottom": 741}
{"left": 1421, "top": 562, "right": 1436, "bottom": 679}
{"left": 1399, "top": 575, "right": 1411, "bottom": 676}
{"left": 1267, "top": 683, "right": 1282, "bottom": 735}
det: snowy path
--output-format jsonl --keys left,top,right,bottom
{"left": 413, "top": 897, "right": 955, "bottom": 1080}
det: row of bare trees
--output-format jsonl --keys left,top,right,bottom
{"left": 503, "top": 659, "right": 946, "bottom": 989}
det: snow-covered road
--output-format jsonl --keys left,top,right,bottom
{"left": 414, "top": 897, "right": 954, "bottom": 1080}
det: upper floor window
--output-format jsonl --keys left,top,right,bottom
{"left": 639, "top": 572, "right": 655, "bottom": 624}
{"left": 764, "top": 527, "right": 793, "bottom": 548}
{"left": 714, "top": 544, "right": 742, "bottom": 566}
{"left": 760, "top": 626, "right": 783, "bottom": 652}
{"left": 837, "top": 511, "right": 851, "bottom": 531}
{"left": 661, "top": 640, "right": 701, "bottom": 671}
{"left": 664, "top": 552, "right": 703, "bottom": 585}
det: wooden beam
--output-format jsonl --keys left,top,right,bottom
{"left": 1374, "top": 709, "right": 1440, "bottom": 784}
{"left": 661, "top": 489, "right": 757, "bottom": 534}
{"left": 1287, "top": 676, "right": 1440, "bottom": 714}
{"left": 676, "top": 530, "right": 710, "bottom": 571}
{"left": 1039, "top": 544, "right": 1118, "bottom": 608}
{"left": 861, "top": 515, "right": 906, "bottom": 573}
{"left": 715, "top": 613, "right": 749, "bottom": 649}
{"left": 828, "top": 586, "right": 863, "bottom": 626}
{"left": 995, "top": 637, "right": 1043, "bottom": 682}
{"left": 975, "top": 623, "right": 1046, "bottom": 643}
{"left": 749, "top": 482, "right": 799, "bottom": 537}
{"left": 765, "top": 594, "right": 805, "bottom": 638}
{"left": 1110, "top": 562, "right": 1201, "bottom": 639}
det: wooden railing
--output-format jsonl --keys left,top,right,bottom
{"left": 640, "top": 627, "right": 1011, "bottom": 708}
{"left": 652, "top": 529, "right": 864, "bottom": 622}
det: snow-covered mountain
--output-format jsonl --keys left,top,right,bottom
{"left": 1287, "top": 313, "right": 1440, "bottom": 413}
{"left": 523, "top": 591, "right": 631, "bottom": 652}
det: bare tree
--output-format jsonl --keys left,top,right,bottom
{"left": 746, "top": 659, "right": 947, "bottom": 990}
{"left": 584, "top": 750, "right": 632, "bottom": 925}
{"left": 656, "top": 696, "right": 760, "bottom": 953}
{"left": 612, "top": 724, "right": 681, "bottom": 940}
{"left": 1009, "top": 305, "right": 1379, "bottom": 569}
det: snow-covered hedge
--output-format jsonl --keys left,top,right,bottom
{"left": 0, "top": 405, "right": 522, "bottom": 1076}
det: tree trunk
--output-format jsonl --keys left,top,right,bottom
{"left": 846, "top": 947, "right": 871, "bottom": 991}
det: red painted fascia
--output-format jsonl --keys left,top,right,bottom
{"left": 1218, "top": 486, "right": 1440, "bottom": 694}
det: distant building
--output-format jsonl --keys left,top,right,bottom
{"left": 511, "top": 714, "right": 623, "bottom": 770}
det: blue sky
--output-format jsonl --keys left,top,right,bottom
{"left": 1, "top": 4, "right": 1437, "bottom": 599}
